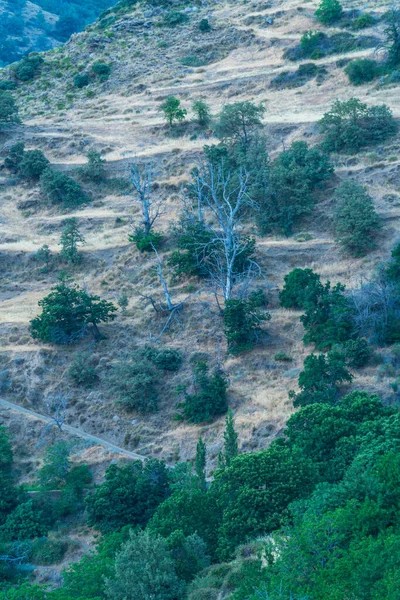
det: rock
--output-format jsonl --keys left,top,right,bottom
{"left": 17, "top": 197, "right": 40, "bottom": 210}
{"left": 112, "top": 415, "right": 120, "bottom": 422}
{"left": 265, "top": 17, "right": 274, "bottom": 24}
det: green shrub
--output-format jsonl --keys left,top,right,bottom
{"left": 91, "top": 62, "right": 111, "bottom": 81}
{"left": 129, "top": 228, "right": 163, "bottom": 252}
{"left": 301, "top": 281, "right": 354, "bottom": 350}
{"left": 18, "top": 149, "right": 50, "bottom": 180}
{"left": 0, "top": 91, "right": 20, "bottom": 127}
{"left": 223, "top": 293, "right": 270, "bottom": 354}
{"left": 279, "top": 268, "right": 323, "bottom": 310}
{"left": 0, "top": 81, "right": 17, "bottom": 91}
{"left": 199, "top": 18, "right": 211, "bottom": 33}
{"left": 110, "top": 356, "right": 159, "bottom": 412}
{"left": 333, "top": 181, "right": 381, "bottom": 256}
{"left": 341, "top": 338, "right": 372, "bottom": 367}
{"left": 60, "top": 218, "right": 86, "bottom": 264}
{"left": 68, "top": 352, "right": 98, "bottom": 386}
{"left": 319, "top": 98, "right": 398, "bottom": 153}
{"left": 74, "top": 73, "right": 90, "bottom": 88}
{"left": 274, "top": 352, "right": 293, "bottom": 362}
{"left": 30, "top": 537, "right": 68, "bottom": 565}
{"left": 35, "top": 245, "right": 53, "bottom": 272}
{"left": 163, "top": 11, "right": 188, "bottom": 27}
{"left": 192, "top": 100, "right": 212, "bottom": 127}
{"left": 4, "top": 142, "right": 25, "bottom": 172}
{"left": 40, "top": 168, "right": 88, "bottom": 207}
{"left": 352, "top": 13, "right": 376, "bottom": 30}
{"left": 315, "top": 0, "right": 343, "bottom": 25}
{"left": 178, "top": 361, "right": 228, "bottom": 423}
{"left": 345, "top": 58, "right": 380, "bottom": 85}
{"left": 79, "top": 150, "right": 106, "bottom": 182}
{"left": 289, "top": 351, "right": 353, "bottom": 407}
{"left": 144, "top": 346, "right": 183, "bottom": 371}
{"left": 2, "top": 501, "right": 49, "bottom": 540}
{"left": 14, "top": 54, "right": 44, "bottom": 81}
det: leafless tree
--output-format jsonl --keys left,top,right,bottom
{"left": 45, "top": 393, "right": 68, "bottom": 432}
{"left": 351, "top": 271, "right": 400, "bottom": 343}
{"left": 0, "top": 542, "right": 30, "bottom": 567}
{"left": 192, "top": 161, "right": 262, "bottom": 303}
{"left": 130, "top": 161, "right": 165, "bottom": 234}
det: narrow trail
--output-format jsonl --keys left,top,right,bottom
{"left": 0, "top": 397, "right": 148, "bottom": 462}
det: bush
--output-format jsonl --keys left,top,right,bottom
{"left": 285, "top": 31, "right": 378, "bottom": 62}
{"left": 68, "top": 352, "right": 98, "bottom": 386}
{"left": 30, "top": 537, "right": 68, "bottom": 565}
{"left": 270, "top": 62, "right": 326, "bottom": 89}
{"left": 352, "top": 13, "right": 376, "bottom": 30}
{"left": 18, "top": 149, "right": 50, "bottom": 180}
{"left": 144, "top": 346, "right": 183, "bottom": 371}
{"left": 4, "top": 142, "right": 25, "bottom": 172}
{"left": 199, "top": 18, "right": 211, "bottom": 33}
{"left": 40, "top": 168, "right": 88, "bottom": 207}
{"left": 163, "top": 11, "right": 188, "bottom": 27}
{"left": 341, "top": 338, "right": 372, "bottom": 367}
{"left": 110, "top": 356, "right": 159, "bottom": 412}
{"left": 2, "top": 501, "right": 49, "bottom": 540}
{"left": 91, "top": 62, "right": 111, "bottom": 81}
{"left": 315, "top": 0, "right": 343, "bottom": 25}
{"left": 301, "top": 280, "right": 354, "bottom": 350}
{"left": 178, "top": 361, "right": 228, "bottom": 423}
{"left": 129, "top": 228, "right": 163, "bottom": 252}
{"left": 345, "top": 58, "right": 380, "bottom": 85}
{"left": 0, "top": 91, "right": 20, "bottom": 127}
{"left": 0, "top": 81, "right": 17, "bottom": 91}
{"left": 289, "top": 351, "right": 353, "bottom": 407}
{"left": 333, "top": 181, "right": 381, "bottom": 256}
{"left": 79, "top": 150, "right": 106, "bottom": 182}
{"left": 14, "top": 54, "right": 44, "bottom": 81}
{"left": 279, "top": 268, "right": 323, "bottom": 310}
{"left": 74, "top": 73, "right": 90, "bottom": 88}
{"left": 319, "top": 98, "right": 398, "bottom": 153}
{"left": 223, "top": 293, "right": 270, "bottom": 354}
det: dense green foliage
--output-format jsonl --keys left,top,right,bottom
{"left": 223, "top": 292, "right": 270, "bottom": 354}
{"left": 160, "top": 96, "right": 187, "bottom": 126}
{"left": 40, "top": 169, "right": 88, "bottom": 207}
{"left": 319, "top": 98, "right": 398, "bottom": 153}
{"left": 178, "top": 361, "right": 228, "bottom": 423}
{"left": 0, "top": 92, "right": 20, "bottom": 127}
{"left": 315, "top": 0, "right": 343, "bottom": 25}
{"left": 345, "top": 58, "right": 380, "bottom": 85}
{"left": 333, "top": 181, "right": 381, "bottom": 256}
{"left": 30, "top": 280, "right": 117, "bottom": 344}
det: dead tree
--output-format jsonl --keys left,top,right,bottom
{"left": 130, "top": 161, "right": 165, "bottom": 234}
{"left": 192, "top": 162, "right": 261, "bottom": 303}
{"left": 45, "top": 393, "right": 68, "bottom": 432}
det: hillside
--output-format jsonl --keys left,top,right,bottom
{"left": 1, "top": 0, "right": 400, "bottom": 596}
{"left": 0, "top": 0, "right": 117, "bottom": 66}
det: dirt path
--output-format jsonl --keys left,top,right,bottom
{"left": 0, "top": 397, "right": 148, "bottom": 462}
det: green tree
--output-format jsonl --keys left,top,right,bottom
{"left": 315, "top": 0, "right": 343, "bottom": 25}
{"left": 80, "top": 150, "right": 106, "bottom": 182}
{"left": 160, "top": 96, "right": 187, "bottom": 126}
{"left": 345, "top": 58, "right": 380, "bottom": 85}
{"left": 2, "top": 500, "right": 48, "bottom": 540}
{"left": 60, "top": 218, "right": 86, "bottom": 264}
{"left": 38, "top": 442, "right": 71, "bottom": 490}
{"left": 289, "top": 351, "right": 353, "bottom": 407}
{"left": 0, "top": 91, "right": 20, "bottom": 127}
{"left": 40, "top": 168, "right": 87, "bottom": 207}
{"left": 319, "top": 98, "right": 398, "bottom": 153}
{"left": 195, "top": 437, "right": 206, "bottom": 490}
{"left": 223, "top": 410, "right": 238, "bottom": 468}
{"left": 166, "top": 530, "right": 210, "bottom": 583}
{"left": 18, "top": 149, "right": 50, "bottom": 180}
{"left": 333, "top": 181, "right": 381, "bottom": 256}
{"left": 192, "top": 100, "right": 211, "bottom": 127}
{"left": 36, "top": 244, "right": 53, "bottom": 272}
{"left": 216, "top": 101, "right": 265, "bottom": 146}
{"left": 86, "top": 461, "right": 170, "bottom": 532}
{"left": 0, "top": 426, "right": 13, "bottom": 472}
{"left": 279, "top": 268, "right": 323, "bottom": 310}
{"left": 224, "top": 293, "right": 270, "bottom": 354}
{"left": 30, "top": 280, "right": 117, "bottom": 344}
{"left": 178, "top": 361, "right": 228, "bottom": 423}
{"left": 4, "top": 141, "right": 24, "bottom": 172}
{"left": 105, "top": 530, "right": 184, "bottom": 600}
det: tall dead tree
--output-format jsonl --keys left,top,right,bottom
{"left": 130, "top": 161, "right": 165, "bottom": 234}
{"left": 192, "top": 161, "right": 261, "bottom": 303}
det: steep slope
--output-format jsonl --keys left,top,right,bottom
{"left": 1, "top": 0, "right": 400, "bottom": 468}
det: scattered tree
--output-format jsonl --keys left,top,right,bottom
{"left": 223, "top": 291, "right": 270, "bottom": 354}
{"left": 333, "top": 181, "right": 381, "bottom": 256}
{"left": 223, "top": 409, "right": 238, "bottom": 468}
{"left": 18, "top": 149, "right": 50, "bottom": 181}
{"left": 35, "top": 244, "right": 53, "bottom": 272}
{"left": 40, "top": 168, "right": 87, "bottom": 207}
{"left": 195, "top": 437, "right": 207, "bottom": 490}
{"left": 0, "top": 91, "right": 20, "bottom": 127}
{"left": 160, "top": 96, "right": 187, "bottom": 126}
{"left": 192, "top": 100, "right": 211, "bottom": 128}
{"left": 178, "top": 360, "right": 228, "bottom": 423}
{"left": 216, "top": 101, "right": 265, "bottom": 146}
{"left": 315, "top": 0, "right": 343, "bottom": 25}
{"left": 60, "top": 218, "right": 86, "bottom": 264}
